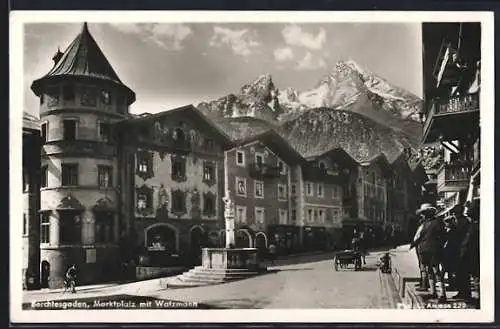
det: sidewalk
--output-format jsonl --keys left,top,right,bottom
{"left": 389, "top": 244, "right": 480, "bottom": 309}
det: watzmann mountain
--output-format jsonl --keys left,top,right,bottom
{"left": 197, "top": 60, "right": 424, "bottom": 163}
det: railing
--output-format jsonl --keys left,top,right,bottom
{"left": 437, "top": 161, "right": 472, "bottom": 192}
{"left": 249, "top": 162, "right": 280, "bottom": 178}
{"left": 434, "top": 93, "right": 479, "bottom": 115}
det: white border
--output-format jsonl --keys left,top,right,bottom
{"left": 10, "top": 10, "right": 494, "bottom": 324}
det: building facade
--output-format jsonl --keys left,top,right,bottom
{"left": 421, "top": 22, "right": 481, "bottom": 218}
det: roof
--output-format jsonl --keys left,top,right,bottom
{"left": 307, "top": 147, "right": 360, "bottom": 167}
{"left": 232, "top": 129, "right": 306, "bottom": 165}
{"left": 31, "top": 22, "right": 135, "bottom": 105}
{"left": 120, "top": 104, "right": 234, "bottom": 147}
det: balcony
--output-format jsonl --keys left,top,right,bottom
{"left": 249, "top": 162, "right": 280, "bottom": 179}
{"left": 436, "top": 161, "right": 471, "bottom": 193}
{"left": 422, "top": 93, "right": 480, "bottom": 144}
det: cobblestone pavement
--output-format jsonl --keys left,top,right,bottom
{"left": 23, "top": 251, "right": 400, "bottom": 309}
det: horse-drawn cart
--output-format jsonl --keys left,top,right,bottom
{"left": 333, "top": 250, "right": 362, "bottom": 271}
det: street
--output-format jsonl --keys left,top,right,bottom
{"left": 23, "top": 251, "right": 401, "bottom": 309}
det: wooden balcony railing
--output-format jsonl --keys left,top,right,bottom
{"left": 437, "top": 161, "right": 472, "bottom": 192}
{"left": 249, "top": 162, "right": 280, "bottom": 179}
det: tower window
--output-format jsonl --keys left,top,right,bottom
{"left": 63, "top": 119, "right": 77, "bottom": 141}
{"left": 61, "top": 164, "right": 78, "bottom": 186}
{"left": 40, "top": 166, "right": 48, "bottom": 188}
{"left": 41, "top": 122, "right": 48, "bottom": 143}
{"left": 100, "top": 90, "right": 112, "bottom": 105}
{"left": 40, "top": 213, "right": 50, "bottom": 243}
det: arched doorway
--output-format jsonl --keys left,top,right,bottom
{"left": 235, "top": 229, "right": 252, "bottom": 248}
{"left": 40, "top": 260, "right": 50, "bottom": 288}
{"left": 189, "top": 226, "right": 205, "bottom": 265}
{"left": 145, "top": 224, "right": 178, "bottom": 253}
{"left": 255, "top": 232, "right": 268, "bottom": 258}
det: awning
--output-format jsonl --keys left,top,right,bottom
{"left": 56, "top": 194, "right": 85, "bottom": 212}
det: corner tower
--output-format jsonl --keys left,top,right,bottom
{"left": 31, "top": 22, "right": 136, "bottom": 288}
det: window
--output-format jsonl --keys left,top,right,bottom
{"left": 40, "top": 213, "right": 50, "bottom": 243}
{"left": 41, "top": 122, "right": 48, "bottom": 143}
{"left": 255, "top": 207, "right": 265, "bottom": 224}
{"left": 278, "top": 160, "right": 287, "bottom": 175}
{"left": 319, "top": 161, "right": 326, "bottom": 170}
{"left": 23, "top": 213, "right": 27, "bottom": 236}
{"left": 236, "top": 206, "right": 247, "bottom": 224}
{"left": 306, "top": 183, "right": 313, "bottom": 196}
{"left": 23, "top": 170, "right": 29, "bottom": 192}
{"left": 318, "top": 209, "right": 325, "bottom": 223}
{"left": 95, "top": 214, "right": 113, "bottom": 243}
{"left": 63, "top": 119, "right": 77, "bottom": 141}
{"left": 307, "top": 209, "right": 314, "bottom": 222}
{"left": 279, "top": 209, "right": 288, "bottom": 225}
{"left": 203, "top": 161, "right": 215, "bottom": 184}
{"left": 332, "top": 185, "right": 340, "bottom": 200}
{"left": 59, "top": 214, "right": 81, "bottom": 244}
{"left": 291, "top": 184, "right": 297, "bottom": 196}
{"left": 291, "top": 209, "right": 297, "bottom": 222}
{"left": 41, "top": 166, "right": 48, "bottom": 188}
{"left": 317, "top": 184, "right": 324, "bottom": 198}
{"left": 171, "top": 157, "right": 186, "bottom": 180}
{"left": 98, "top": 122, "right": 112, "bottom": 142}
{"left": 255, "top": 153, "right": 264, "bottom": 167}
{"left": 63, "top": 85, "right": 75, "bottom": 101}
{"left": 205, "top": 139, "right": 214, "bottom": 151}
{"left": 137, "top": 152, "right": 153, "bottom": 175}
{"left": 203, "top": 193, "right": 216, "bottom": 216}
{"left": 137, "top": 192, "right": 152, "bottom": 212}
{"left": 236, "top": 177, "right": 247, "bottom": 197}
{"left": 98, "top": 166, "right": 113, "bottom": 188}
{"left": 172, "top": 190, "right": 186, "bottom": 213}
{"left": 100, "top": 90, "right": 112, "bottom": 105}
{"left": 81, "top": 88, "right": 97, "bottom": 107}
{"left": 254, "top": 180, "right": 264, "bottom": 198}
{"left": 61, "top": 164, "right": 78, "bottom": 186}
{"left": 278, "top": 184, "right": 287, "bottom": 201}
{"left": 332, "top": 208, "right": 340, "bottom": 222}
{"left": 236, "top": 150, "right": 245, "bottom": 166}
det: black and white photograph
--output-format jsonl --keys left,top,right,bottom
{"left": 10, "top": 11, "right": 494, "bottom": 323}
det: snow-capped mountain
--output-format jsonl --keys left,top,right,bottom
{"left": 197, "top": 60, "right": 423, "bottom": 145}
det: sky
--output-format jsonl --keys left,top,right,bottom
{"left": 23, "top": 22, "right": 423, "bottom": 117}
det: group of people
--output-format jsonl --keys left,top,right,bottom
{"left": 410, "top": 202, "right": 479, "bottom": 303}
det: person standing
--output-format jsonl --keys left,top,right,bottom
{"left": 268, "top": 242, "right": 277, "bottom": 266}
{"left": 411, "top": 214, "right": 429, "bottom": 291}
{"left": 411, "top": 203, "right": 447, "bottom": 302}
{"left": 455, "top": 203, "right": 478, "bottom": 300}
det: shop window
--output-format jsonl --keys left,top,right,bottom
{"left": 59, "top": 214, "right": 81, "bottom": 244}
{"left": 63, "top": 119, "right": 77, "bottom": 141}
{"left": 40, "top": 213, "right": 50, "bottom": 243}
{"left": 61, "top": 164, "right": 78, "bottom": 186}
{"left": 95, "top": 213, "right": 113, "bottom": 243}
{"left": 98, "top": 166, "right": 113, "bottom": 188}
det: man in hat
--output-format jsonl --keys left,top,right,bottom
{"left": 411, "top": 203, "right": 447, "bottom": 302}
{"left": 410, "top": 213, "right": 429, "bottom": 291}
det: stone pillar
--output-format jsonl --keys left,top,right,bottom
{"left": 223, "top": 191, "right": 235, "bottom": 248}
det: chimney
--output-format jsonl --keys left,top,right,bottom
{"left": 52, "top": 47, "right": 63, "bottom": 66}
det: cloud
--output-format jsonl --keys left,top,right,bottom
{"left": 109, "top": 23, "right": 192, "bottom": 50}
{"left": 209, "top": 26, "right": 260, "bottom": 57}
{"left": 273, "top": 47, "right": 294, "bottom": 62}
{"left": 282, "top": 25, "right": 326, "bottom": 50}
{"left": 296, "top": 52, "right": 327, "bottom": 70}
